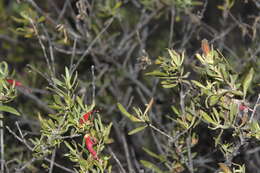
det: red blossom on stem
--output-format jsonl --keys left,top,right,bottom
{"left": 84, "top": 134, "right": 98, "bottom": 160}
{"left": 6, "top": 79, "right": 31, "bottom": 93}
{"left": 79, "top": 110, "right": 99, "bottom": 125}
{"left": 6, "top": 79, "right": 22, "bottom": 87}
{"left": 239, "top": 103, "right": 253, "bottom": 112}
{"left": 239, "top": 104, "right": 248, "bottom": 111}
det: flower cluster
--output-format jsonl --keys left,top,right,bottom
{"left": 79, "top": 110, "right": 99, "bottom": 160}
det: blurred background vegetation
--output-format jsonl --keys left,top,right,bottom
{"left": 0, "top": 0, "right": 260, "bottom": 172}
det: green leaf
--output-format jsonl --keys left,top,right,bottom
{"left": 200, "top": 110, "right": 217, "bottom": 126}
{"left": 0, "top": 61, "right": 8, "bottom": 77}
{"left": 117, "top": 103, "right": 143, "bottom": 122}
{"left": 192, "top": 80, "right": 206, "bottom": 89}
{"left": 243, "top": 68, "right": 254, "bottom": 99}
{"left": 140, "top": 160, "right": 164, "bottom": 173}
{"left": 177, "top": 118, "right": 189, "bottom": 129}
{"left": 229, "top": 103, "right": 238, "bottom": 123}
{"left": 52, "top": 77, "right": 63, "bottom": 87}
{"left": 65, "top": 67, "right": 70, "bottom": 80}
{"left": 128, "top": 125, "right": 147, "bottom": 135}
{"left": 142, "top": 147, "right": 166, "bottom": 162}
{"left": 162, "top": 83, "right": 178, "bottom": 88}
{"left": 37, "top": 16, "right": 45, "bottom": 23}
{"left": 0, "top": 105, "right": 20, "bottom": 116}
{"left": 171, "top": 106, "right": 180, "bottom": 115}
{"left": 250, "top": 120, "right": 260, "bottom": 132}
{"left": 64, "top": 141, "right": 76, "bottom": 154}
{"left": 146, "top": 70, "right": 167, "bottom": 76}
{"left": 228, "top": 90, "right": 243, "bottom": 96}
{"left": 208, "top": 95, "right": 221, "bottom": 106}
{"left": 114, "top": 2, "right": 122, "bottom": 9}
{"left": 53, "top": 94, "right": 62, "bottom": 105}
{"left": 195, "top": 53, "right": 205, "bottom": 64}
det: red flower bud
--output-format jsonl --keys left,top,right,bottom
{"left": 6, "top": 79, "right": 22, "bottom": 87}
{"left": 6, "top": 79, "right": 31, "bottom": 93}
{"left": 202, "top": 39, "right": 210, "bottom": 56}
{"left": 239, "top": 104, "right": 248, "bottom": 111}
{"left": 79, "top": 110, "right": 99, "bottom": 125}
{"left": 84, "top": 134, "right": 98, "bottom": 160}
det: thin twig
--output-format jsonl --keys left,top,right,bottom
{"left": 25, "top": 0, "right": 81, "bottom": 40}
{"left": 71, "top": 17, "right": 115, "bottom": 73}
{"left": 6, "top": 125, "right": 75, "bottom": 173}
{"left": 150, "top": 129, "right": 164, "bottom": 155}
{"left": 15, "top": 158, "right": 37, "bottom": 173}
{"left": 42, "top": 25, "right": 56, "bottom": 76}
{"left": 168, "top": 9, "right": 175, "bottom": 48}
{"left": 108, "top": 147, "right": 126, "bottom": 173}
{"left": 0, "top": 103, "right": 4, "bottom": 173}
{"left": 117, "top": 5, "right": 165, "bottom": 51}
{"left": 70, "top": 38, "right": 77, "bottom": 71}
{"left": 113, "top": 121, "right": 135, "bottom": 173}
{"left": 57, "top": 0, "right": 70, "bottom": 22}
{"left": 91, "top": 65, "right": 96, "bottom": 104}
{"left": 44, "top": 157, "right": 75, "bottom": 173}
{"left": 249, "top": 94, "right": 260, "bottom": 122}
{"left": 49, "top": 148, "right": 56, "bottom": 173}
{"left": 18, "top": 88, "right": 55, "bottom": 114}
{"left": 29, "top": 18, "right": 54, "bottom": 78}
{"left": 186, "top": 131, "right": 194, "bottom": 173}
{"left": 149, "top": 124, "right": 173, "bottom": 141}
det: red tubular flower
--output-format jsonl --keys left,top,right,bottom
{"left": 201, "top": 39, "right": 210, "bottom": 56}
{"left": 84, "top": 134, "right": 98, "bottom": 160}
{"left": 6, "top": 79, "right": 31, "bottom": 93}
{"left": 6, "top": 79, "right": 22, "bottom": 87}
{"left": 79, "top": 110, "right": 99, "bottom": 125}
{"left": 239, "top": 104, "right": 248, "bottom": 111}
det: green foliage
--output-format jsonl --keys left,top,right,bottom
{"left": 147, "top": 49, "right": 189, "bottom": 88}
{"left": 0, "top": 105, "right": 20, "bottom": 116}
{"left": 0, "top": 61, "right": 20, "bottom": 117}
{"left": 0, "top": 62, "right": 17, "bottom": 103}
{"left": 117, "top": 103, "right": 145, "bottom": 123}
{"left": 30, "top": 67, "right": 112, "bottom": 172}
{"left": 119, "top": 41, "right": 259, "bottom": 172}
{"left": 11, "top": 6, "right": 45, "bottom": 38}
{"left": 140, "top": 160, "right": 164, "bottom": 173}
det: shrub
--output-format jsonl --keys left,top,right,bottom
{"left": 118, "top": 40, "right": 259, "bottom": 173}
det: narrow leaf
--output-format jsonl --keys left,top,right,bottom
{"left": 146, "top": 71, "right": 167, "bottom": 76}
{"left": 162, "top": 83, "right": 178, "bottom": 88}
{"left": 117, "top": 103, "right": 143, "bottom": 122}
{"left": 65, "top": 67, "right": 70, "bottom": 80}
{"left": 128, "top": 125, "right": 147, "bottom": 135}
{"left": 142, "top": 147, "right": 166, "bottom": 162}
{"left": 243, "top": 68, "right": 254, "bottom": 99}
{"left": 191, "top": 80, "right": 206, "bottom": 89}
{"left": 200, "top": 110, "right": 216, "bottom": 125}
{"left": 52, "top": 77, "right": 63, "bottom": 86}
{"left": 140, "top": 160, "right": 163, "bottom": 173}
{"left": 209, "top": 95, "right": 220, "bottom": 106}
{"left": 229, "top": 103, "right": 238, "bottom": 123}
{"left": 144, "top": 98, "right": 154, "bottom": 115}
{"left": 0, "top": 105, "right": 20, "bottom": 116}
